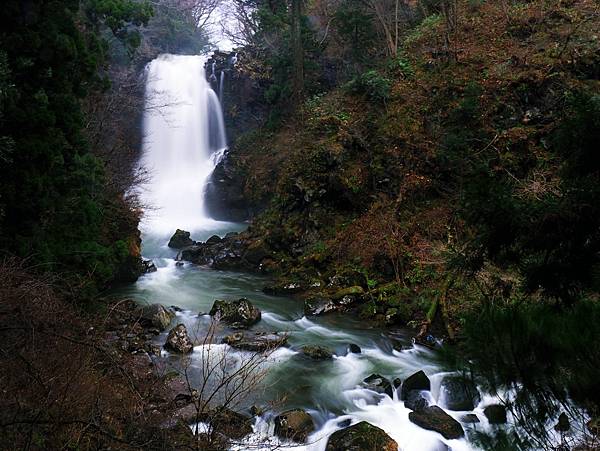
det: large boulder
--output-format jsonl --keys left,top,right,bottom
{"left": 209, "top": 298, "right": 261, "bottom": 328}
{"left": 408, "top": 406, "right": 465, "bottom": 440}
{"left": 483, "top": 404, "right": 507, "bottom": 424}
{"left": 137, "top": 303, "right": 174, "bottom": 331}
{"left": 210, "top": 407, "right": 253, "bottom": 440}
{"left": 223, "top": 331, "right": 287, "bottom": 352}
{"left": 348, "top": 344, "right": 362, "bottom": 354}
{"left": 440, "top": 376, "right": 481, "bottom": 411}
{"left": 274, "top": 409, "right": 315, "bottom": 442}
{"left": 326, "top": 421, "right": 398, "bottom": 451}
{"left": 178, "top": 234, "right": 249, "bottom": 270}
{"left": 205, "top": 234, "right": 222, "bottom": 245}
{"left": 301, "top": 345, "right": 333, "bottom": 359}
{"left": 401, "top": 370, "right": 431, "bottom": 400}
{"left": 164, "top": 324, "right": 194, "bottom": 353}
{"left": 168, "top": 229, "right": 194, "bottom": 248}
{"left": 361, "top": 374, "right": 394, "bottom": 398}
{"left": 304, "top": 296, "right": 336, "bottom": 316}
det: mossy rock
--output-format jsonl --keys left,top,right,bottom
{"left": 332, "top": 286, "right": 364, "bottom": 300}
{"left": 274, "top": 409, "right": 315, "bottom": 442}
{"left": 168, "top": 229, "right": 194, "bottom": 248}
{"left": 209, "top": 298, "right": 261, "bottom": 328}
{"left": 301, "top": 345, "right": 333, "bottom": 359}
{"left": 326, "top": 421, "right": 398, "bottom": 450}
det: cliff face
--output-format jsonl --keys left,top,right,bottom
{"left": 205, "top": 49, "right": 269, "bottom": 142}
{"left": 204, "top": 49, "right": 271, "bottom": 221}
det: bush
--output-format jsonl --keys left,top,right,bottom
{"left": 346, "top": 70, "right": 391, "bottom": 103}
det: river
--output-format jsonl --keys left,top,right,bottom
{"left": 121, "top": 53, "right": 532, "bottom": 451}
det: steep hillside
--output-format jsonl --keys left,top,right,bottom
{"left": 211, "top": 0, "right": 600, "bottom": 332}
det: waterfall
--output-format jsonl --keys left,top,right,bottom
{"left": 219, "top": 71, "right": 225, "bottom": 103}
{"left": 138, "top": 54, "right": 227, "bottom": 242}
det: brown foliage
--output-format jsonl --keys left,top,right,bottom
{"left": 0, "top": 259, "right": 174, "bottom": 450}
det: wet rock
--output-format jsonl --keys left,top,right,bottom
{"left": 362, "top": 374, "right": 394, "bottom": 398}
{"left": 554, "top": 413, "right": 570, "bottom": 432}
{"left": 142, "top": 259, "right": 157, "bottom": 273}
{"left": 168, "top": 229, "right": 194, "bottom": 248}
{"left": 301, "top": 345, "right": 333, "bottom": 359}
{"left": 401, "top": 370, "right": 431, "bottom": 400}
{"left": 404, "top": 390, "right": 429, "bottom": 412}
{"left": 164, "top": 324, "right": 193, "bottom": 353}
{"left": 175, "top": 261, "right": 184, "bottom": 267}
{"left": 181, "top": 234, "right": 248, "bottom": 269}
{"left": 440, "top": 376, "right": 481, "bottom": 411}
{"left": 348, "top": 343, "right": 361, "bottom": 354}
{"left": 393, "top": 378, "right": 402, "bottom": 388}
{"left": 209, "top": 298, "right": 261, "bottom": 328}
{"left": 274, "top": 409, "right": 315, "bottom": 442}
{"left": 206, "top": 234, "right": 222, "bottom": 245}
{"left": 462, "top": 413, "right": 481, "bottom": 424}
{"left": 326, "top": 421, "right": 398, "bottom": 451}
{"left": 223, "top": 331, "right": 287, "bottom": 352}
{"left": 137, "top": 303, "right": 174, "bottom": 331}
{"left": 243, "top": 239, "right": 271, "bottom": 265}
{"left": 304, "top": 296, "right": 336, "bottom": 316}
{"left": 204, "top": 152, "right": 254, "bottom": 222}
{"left": 484, "top": 404, "right": 507, "bottom": 424}
{"left": 408, "top": 406, "right": 465, "bottom": 439}
{"left": 211, "top": 407, "right": 253, "bottom": 440}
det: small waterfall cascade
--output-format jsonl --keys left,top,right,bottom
{"left": 138, "top": 54, "right": 227, "bottom": 240}
{"left": 219, "top": 71, "right": 225, "bottom": 102}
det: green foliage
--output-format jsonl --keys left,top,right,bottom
{"left": 404, "top": 14, "right": 441, "bottom": 45}
{"left": 334, "top": 1, "right": 377, "bottom": 65}
{"left": 254, "top": 3, "right": 322, "bottom": 115}
{"left": 387, "top": 54, "right": 414, "bottom": 78}
{"left": 458, "top": 90, "right": 600, "bottom": 301}
{"left": 84, "top": 0, "right": 153, "bottom": 55}
{"left": 0, "top": 0, "right": 147, "bottom": 295}
{"left": 346, "top": 70, "right": 391, "bottom": 103}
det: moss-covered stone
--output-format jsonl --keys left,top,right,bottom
{"left": 326, "top": 421, "right": 398, "bottom": 451}
{"left": 274, "top": 409, "right": 315, "bottom": 442}
{"left": 301, "top": 345, "right": 333, "bottom": 359}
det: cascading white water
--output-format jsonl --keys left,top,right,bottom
{"left": 219, "top": 71, "right": 225, "bottom": 103}
{"left": 138, "top": 54, "right": 228, "bottom": 242}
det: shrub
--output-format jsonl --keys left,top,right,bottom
{"left": 346, "top": 70, "right": 391, "bottom": 103}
